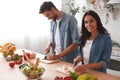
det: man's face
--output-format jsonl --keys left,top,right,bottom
{"left": 43, "top": 10, "right": 57, "bottom": 21}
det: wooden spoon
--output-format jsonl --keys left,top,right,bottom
{"left": 22, "top": 50, "right": 34, "bottom": 66}
{"left": 29, "top": 58, "right": 40, "bottom": 79}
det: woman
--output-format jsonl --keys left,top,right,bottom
{"left": 74, "top": 10, "right": 112, "bottom": 74}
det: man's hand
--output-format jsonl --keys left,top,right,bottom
{"left": 44, "top": 46, "right": 50, "bottom": 54}
{"left": 46, "top": 54, "right": 60, "bottom": 60}
{"left": 44, "top": 41, "right": 51, "bottom": 54}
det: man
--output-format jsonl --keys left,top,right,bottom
{"left": 39, "top": 1, "right": 80, "bottom": 63}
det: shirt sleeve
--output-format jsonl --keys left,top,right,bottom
{"left": 69, "top": 16, "right": 80, "bottom": 44}
{"left": 100, "top": 35, "right": 112, "bottom": 70}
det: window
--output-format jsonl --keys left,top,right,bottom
{"left": 0, "top": 0, "right": 61, "bottom": 52}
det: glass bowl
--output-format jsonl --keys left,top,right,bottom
{"left": 19, "top": 63, "right": 45, "bottom": 80}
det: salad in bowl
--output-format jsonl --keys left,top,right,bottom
{"left": 19, "top": 57, "right": 45, "bottom": 80}
{"left": 19, "top": 63, "right": 45, "bottom": 79}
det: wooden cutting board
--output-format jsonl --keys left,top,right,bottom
{"left": 55, "top": 65, "right": 73, "bottom": 74}
{"left": 40, "top": 59, "right": 60, "bottom": 64}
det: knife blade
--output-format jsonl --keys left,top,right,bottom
{"left": 73, "top": 62, "right": 77, "bottom": 68}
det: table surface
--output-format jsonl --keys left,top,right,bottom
{"left": 0, "top": 49, "right": 120, "bottom": 80}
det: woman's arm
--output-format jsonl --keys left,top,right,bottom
{"left": 74, "top": 62, "right": 103, "bottom": 74}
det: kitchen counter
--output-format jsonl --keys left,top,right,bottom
{"left": 0, "top": 49, "right": 120, "bottom": 80}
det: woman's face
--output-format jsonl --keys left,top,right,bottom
{"left": 84, "top": 15, "right": 98, "bottom": 33}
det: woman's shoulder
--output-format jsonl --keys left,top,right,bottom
{"left": 95, "top": 33, "right": 112, "bottom": 45}
{"left": 99, "top": 33, "right": 111, "bottom": 38}
{"left": 96, "top": 33, "right": 112, "bottom": 42}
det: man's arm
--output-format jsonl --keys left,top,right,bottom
{"left": 44, "top": 41, "right": 51, "bottom": 54}
{"left": 58, "top": 43, "right": 79, "bottom": 58}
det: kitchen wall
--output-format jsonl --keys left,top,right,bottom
{"left": 62, "top": 0, "right": 120, "bottom": 44}
{"left": 88, "top": 5, "right": 120, "bottom": 43}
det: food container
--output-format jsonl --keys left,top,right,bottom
{"left": 19, "top": 63, "right": 45, "bottom": 80}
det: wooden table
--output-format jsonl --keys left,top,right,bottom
{"left": 0, "top": 49, "right": 120, "bottom": 80}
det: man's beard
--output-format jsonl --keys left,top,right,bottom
{"left": 52, "top": 14, "right": 57, "bottom": 21}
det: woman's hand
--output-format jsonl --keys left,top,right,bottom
{"left": 74, "top": 63, "right": 103, "bottom": 75}
{"left": 74, "top": 64, "right": 88, "bottom": 75}
{"left": 73, "top": 56, "right": 82, "bottom": 66}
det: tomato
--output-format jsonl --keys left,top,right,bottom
{"left": 15, "top": 59, "right": 23, "bottom": 65}
{"left": 63, "top": 76, "right": 73, "bottom": 80}
{"left": 9, "top": 62, "right": 15, "bottom": 68}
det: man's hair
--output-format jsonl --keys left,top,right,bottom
{"left": 39, "top": 1, "right": 57, "bottom": 14}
